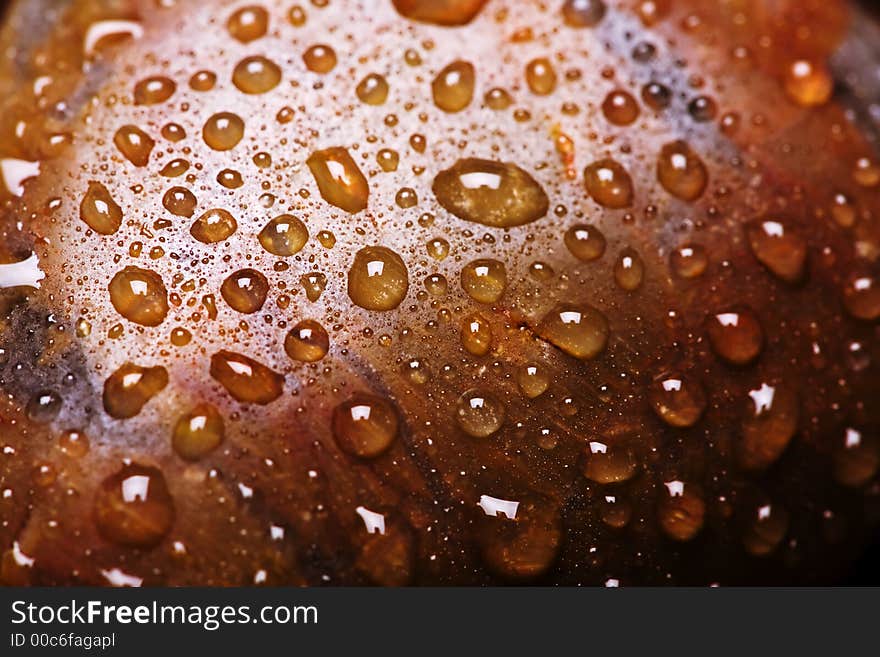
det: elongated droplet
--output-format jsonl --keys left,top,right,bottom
{"left": 307, "top": 147, "right": 369, "bottom": 213}
{"left": 745, "top": 218, "right": 807, "bottom": 283}
{"left": 537, "top": 303, "right": 609, "bottom": 360}
{"left": 210, "top": 351, "right": 284, "bottom": 404}
{"left": 81, "top": 181, "right": 123, "bottom": 234}
{"left": 103, "top": 363, "right": 169, "bottom": 419}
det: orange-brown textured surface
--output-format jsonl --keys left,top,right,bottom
{"left": 0, "top": 0, "right": 878, "bottom": 586}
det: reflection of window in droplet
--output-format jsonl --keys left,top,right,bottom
{"left": 356, "top": 506, "right": 385, "bottom": 534}
{"left": 478, "top": 495, "right": 519, "bottom": 520}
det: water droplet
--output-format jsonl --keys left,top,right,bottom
{"left": 564, "top": 224, "right": 606, "bottom": 262}
{"left": 657, "top": 140, "right": 708, "bottom": 201}
{"left": 706, "top": 309, "right": 764, "bottom": 366}
{"left": 285, "top": 320, "right": 329, "bottom": 362}
{"left": 160, "top": 159, "right": 190, "bottom": 177}
{"left": 650, "top": 373, "right": 706, "bottom": 427}
{"left": 227, "top": 5, "right": 269, "bottom": 43}
{"left": 395, "top": 187, "right": 418, "bottom": 208}
{"left": 133, "top": 76, "right": 176, "bottom": 105}
{"left": 581, "top": 442, "right": 637, "bottom": 483}
{"left": 641, "top": 81, "right": 671, "bottom": 109}
{"left": 432, "top": 158, "right": 548, "bottom": 227}
{"left": 221, "top": 268, "right": 269, "bottom": 314}
{"left": 584, "top": 158, "right": 633, "bottom": 208}
{"left": 356, "top": 73, "right": 390, "bottom": 105}
{"left": 80, "top": 181, "right": 123, "bottom": 234}
{"left": 833, "top": 428, "right": 879, "bottom": 487}
{"left": 189, "top": 70, "right": 217, "bottom": 91}
{"left": 26, "top": 391, "right": 62, "bottom": 423}
{"left": 516, "top": 362, "right": 550, "bottom": 398}
{"left": 307, "top": 147, "right": 369, "bottom": 213}
{"left": 484, "top": 87, "right": 513, "bottom": 109}
{"left": 461, "top": 313, "right": 492, "bottom": 356}
{"left": 232, "top": 55, "right": 281, "bottom": 94}
{"left": 658, "top": 483, "right": 705, "bottom": 541}
{"left": 561, "top": 0, "right": 606, "bottom": 27}
{"left": 743, "top": 503, "right": 788, "bottom": 556}
{"left": 190, "top": 209, "right": 237, "bottom": 244}
{"left": 784, "top": 59, "right": 832, "bottom": 107}
{"left": 210, "top": 350, "right": 284, "bottom": 404}
{"left": 613, "top": 248, "right": 644, "bottom": 291}
{"left": 745, "top": 218, "right": 807, "bottom": 283}
{"left": 303, "top": 44, "right": 337, "bottom": 73}
{"left": 687, "top": 95, "right": 717, "bottom": 122}
{"left": 300, "top": 272, "right": 328, "bottom": 301}
{"left": 173, "top": 404, "right": 224, "bottom": 461}
{"left": 332, "top": 394, "right": 399, "bottom": 457}
{"left": 601, "top": 90, "right": 640, "bottom": 125}
{"left": 103, "top": 363, "right": 169, "bottom": 418}
{"left": 94, "top": 463, "right": 175, "bottom": 547}
{"left": 376, "top": 148, "right": 400, "bottom": 172}
{"left": 391, "top": 0, "right": 488, "bottom": 26}
{"left": 842, "top": 274, "right": 880, "bottom": 321}
{"left": 162, "top": 186, "right": 197, "bottom": 217}
{"left": 161, "top": 123, "right": 186, "bottom": 142}
{"left": 424, "top": 273, "right": 448, "bottom": 296}
{"left": 426, "top": 237, "right": 450, "bottom": 261}
{"left": 537, "top": 303, "right": 609, "bottom": 360}
{"left": 670, "top": 244, "right": 708, "bottom": 278}
{"left": 348, "top": 246, "right": 409, "bottom": 310}
{"left": 455, "top": 389, "right": 505, "bottom": 437}
{"left": 739, "top": 382, "right": 798, "bottom": 470}
{"left": 203, "top": 112, "right": 245, "bottom": 151}
{"left": 108, "top": 266, "right": 169, "bottom": 326}
{"left": 853, "top": 157, "right": 880, "bottom": 187}
{"left": 460, "top": 259, "right": 506, "bottom": 304}
{"left": 431, "top": 60, "right": 475, "bottom": 112}
{"left": 258, "top": 214, "right": 308, "bottom": 256}
{"left": 59, "top": 430, "right": 89, "bottom": 458}
{"left": 525, "top": 58, "right": 557, "bottom": 95}
{"left": 114, "top": 125, "right": 155, "bottom": 167}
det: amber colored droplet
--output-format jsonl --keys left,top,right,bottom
{"left": 93, "top": 463, "right": 175, "bottom": 548}
{"left": 307, "top": 147, "right": 369, "bottom": 213}
{"left": 658, "top": 485, "right": 705, "bottom": 541}
{"left": 564, "top": 224, "right": 605, "bottom": 261}
{"left": 537, "top": 302, "right": 609, "bottom": 360}
{"left": 432, "top": 158, "right": 548, "bottom": 228}
{"left": 80, "top": 181, "right": 123, "bottom": 235}
{"left": 832, "top": 428, "right": 879, "bottom": 487}
{"left": 170, "top": 327, "right": 191, "bottom": 347}
{"left": 743, "top": 503, "right": 789, "bottom": 557}
{"left": 460, "top": 259, "right": 506, "bottom": 304}
{"left": 842, "top": 274, "right": 880, "bottom": 321}
{"left": 189, "top": 70, "right": 217, "bottom": 91}
{"left": 705, "top": 308, "right": 764, "bottom": 366}
{"left": 160, "top": 159, "right": 190, "bottom": 177}
{"left": 288, "top": 5, "right": 307, "bottom": 25}
{"left": 257, "top": 214, "right": 308, "bottom": 256}
{"left": 478, "top": 496, "right": 561, "bottom": 580}
{"left": 455, "top": 389, "right": 504, "bottom": 437}
{"left": 584, "top": 158, "right": 634, "bottom": 208}
{"left": 650, "top": 373, "right": 707, "bottom": 428}
{"left": 853, "top": 157, "right": 880, "bottom": 187}
{"left": 391, "top": 0, "right": 487, "bottom": 26}
{"left": 371, "top": 153, "right": 398, "bottom": 178}
{"left": 784, "top": 59, "right": 833, "bottom": 107}
{"left": 516, "top": 362, "right": 550, "bottom": 398}
{"left": 102, "top": 362, "right": 169, "bottom": 419}
{"left": 114, "top": 125, "right": 155, "bottom": 167}
{"left": 210, "top": 350, "right": 284, "bottom": 404}
{"left": 301, "top": 272, "right": 328, "bottom": 301}
{"left": 356, "top": 73, "right": 390, "bottom": 105}
{"left": 601, "top": 90, "right": 640, "bottom": 126}
{"left": 745, "top": 219, "right": 807, "bottom": 283}
{"left": 203, "top": 112, "right": 245, "bottom": 151}
{"left": 561, "top": 0, "right": 606, "bottom": 27}
{"left": 657, "top": 140, "right": 708, "bottom": 201}
{"left": 190, "top": 209, "right": 237, "bottom": 244}
{"left": 739, "top": 382, "right": 799, "bottom": 470}
{"left": 641, "top": 81, "right": 671, "bottom": 110}
{"left": 285, "top": 319, "right": 330, "bottom": 362}
{"left": 232, "top": 55, "right": 282, "bottom": 94}
{"left": 221, "top": 268, "right": 269, "bottom": 314}
{"left": 431, "top": 60, "right": 475, "bottom": 113}
{"left": 426, "top": 237, "right": 450, "bottom": 261}
{"left": 217, "top": 169, "right": 243, "bottom": 189}
{"left": 348, "top": 246, "right": 410, "bottom": 311}
{"left": 582, "top": 443, "right": 637, "bottom": 483}
{"left": 524, "top": 58, "right": 557, "bottom": 95}
{"left": 484, "top": 87, "right": 513, "bottom": 110}
{"left": 687, "top": 95, "right": 717, "bottom": 122}
{"left": 332, "top": 394, "right": 399, "bottom": 458}
{"left": 162, "top": 186, "right": 197, "bottom": 217}
{"left": 614, "top": 248, "right": 644, "bottom": 291}
{"left": 108, "top": 266, "right": 168, "bottom": 326}
{"left": 424, "top": 273, "right": 448, "bottom": 297}
{"left": 59, "top": 430, "right": 89, "bottom": 458}
{"left": 461, "top": 313, "right": 492, "bottom": 356}
{"left": 133, "top": 76, "right": 176, "bottom": 105}
{"left": 172, "top": 404, "right": 224, "bottom": 461}
{"left": 162, "top": 123, "right": 186, "bottom": 142}
{"left": 227, "top": 5, "right": 269, "bottom": 43}
{"left": 670, "top": 244, "right": 708, "bottom": 278}
{"left": 396, "top": 188, "right": 418, "bottom": 208}
{"left": 303, "top": 44, "right": 337, "bottom": 73}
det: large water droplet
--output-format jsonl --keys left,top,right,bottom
{"left": 114, "top": 125, "right": 154, "bottom": 167}
{"left": 258, "top": 214, "right": 308, "bottom": 256}
{"left": 285, "top": 320, "right": 329, "bottom": 362}
{"left": 347, "top": 246, "right": 409, "bottom": 311}
{"left": 108, "top": 266, "right": 169, "bottom": 326}
{"left": 392, "top": 0, "right": 488, "bottom": 26}
{"left": 103, "top": 363, "right": 169, "bottom": 419}
{"left": 190, "top": 209, "right": 237, "bottom": 244}
{"left": 739, "top": 382, "right": 798, "bottom": 470}
{"left": 745, "top": 218, "right": 807, "bottom": 283}
{"left": 332, "top": 394, "right": 399, "bottom": 458}
{"left": 232, "top": 55, "right": 281, "bottom": 94}
{"left": 94, "top": 463, "right": 175, "bottom": 548}
{"left": 657, "top": 140, "right": 707, "bottom": 201}
{"left": 460, "top": 259, "right": 506, "bottom": 304}
{"left": 220, "top": 268, "right": 269, "bottom": 314}
{"left": 537, "top": 303, "right": 609, "bottom": 360}
{"left": 455, "top": 389, "right": 505, "bottom": 437}
{"left": 210, "top": 351, "right": 284, "bottom": 404}
{"left": 706, "top": 308, "right": 764, "bottom": 366}
{"left": 307, "top": 147, "right": 369, "bottom": 213}
{"left": 584, "top": 158, "right": 634, "bottom": 208}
